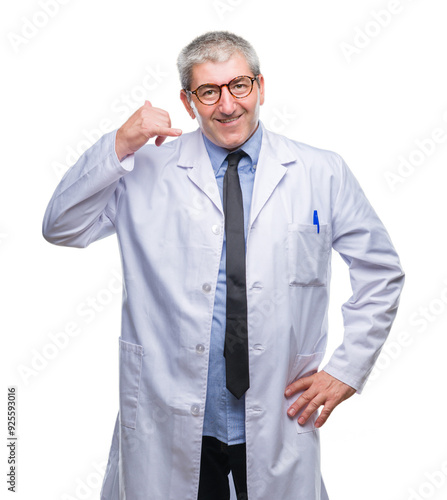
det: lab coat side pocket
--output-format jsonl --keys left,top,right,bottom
{"left": 287, "top": 223, "right": 331, "bottom": 287}
{"left": 286, "top": 352, "right": 325, "bottom": 434}
{"left": 119, "top": 337, "right": 144, "bottom": 430}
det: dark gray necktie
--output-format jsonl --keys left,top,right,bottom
{"left": 223, "top": 151, "right": 250, "bottom": 399}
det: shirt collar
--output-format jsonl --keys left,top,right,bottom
{"left": 202, "top": 122, "right": 263, "bottom": 175}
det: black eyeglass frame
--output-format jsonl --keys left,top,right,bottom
{"left": 186, "top": 75, "right": 260, "bottom": 105}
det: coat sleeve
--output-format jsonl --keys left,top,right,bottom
{"left": 42, "top": 130, "right": 134, "bottom": 248}
{"left": 322, "top": 154, "right": 405, "bottom": 393}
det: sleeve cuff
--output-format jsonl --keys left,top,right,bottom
{"left": 322, "top": 364, "right": 364, "bottom": 394}
{"left": 119, "top": 154, "right": 134, "bottom": 171}
{"left": 111, "top": 129, "right": 135, "bottom": 172}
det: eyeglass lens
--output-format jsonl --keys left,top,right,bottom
{"left": 196, "top": 76, "right": 253, "bottom": 104}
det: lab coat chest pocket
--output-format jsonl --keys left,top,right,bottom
{"left": 119, "top": 337, "right": 144, "bottom": 430}
{"left": 287, "top": 223, "right": 331, "bottom": 287}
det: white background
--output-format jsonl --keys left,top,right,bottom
{"left": 2, "top": 1, "right": 447, "bottom": 499}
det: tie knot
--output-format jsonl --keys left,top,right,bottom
{"left": 226, "top": 150, "right": 247, "bottom": 170}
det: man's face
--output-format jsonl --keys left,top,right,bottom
{"left": 180, "top": 53, "right": 265, "bottom": 151}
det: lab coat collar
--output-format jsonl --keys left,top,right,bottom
{"left": 176, "top": 122, "right": 295, "bottom": 167}
{"left": 177, "top": 129, "right": 223, "bottom": 213}
{"left": 249, "top": 121, "right": 297, "bottom": 226}
{"left": 177, "top": 122, "right": 297, "bottom": 220}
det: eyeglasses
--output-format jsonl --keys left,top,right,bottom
{"left": 187, "top": 75, "right": 259, "bottom": 105}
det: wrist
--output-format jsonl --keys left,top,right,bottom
{"left": 115, "top": 129, "right": 131, "bottom": 162}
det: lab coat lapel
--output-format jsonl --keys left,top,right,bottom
{"left": 249, "top": 128, "right": 296, "bottom": 227}
{"left": 177, "top": 129, "right": 223, "bottom": 214}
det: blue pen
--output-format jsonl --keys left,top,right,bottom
{"left": 313, "top": 210, "right": 320, "bottom": 234}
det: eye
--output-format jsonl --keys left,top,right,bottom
{"left": 230, "top": 77, "right": 251, "bottom": 94}
{"left": 198, "top": 86, "right": 219, "bottom": 98}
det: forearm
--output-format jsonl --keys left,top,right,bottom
{"left": 323, "top": 157, "right": 405, "bottom": 392}
{"left": 42, "top": 130, "right": 133, "bottom": 247}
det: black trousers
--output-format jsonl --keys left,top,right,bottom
{"left": 198, "top": 436, "right": 248, "bottom": 500}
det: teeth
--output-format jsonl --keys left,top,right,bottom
{"left": 219, "top": 117, "right": 239, "bottom": 123}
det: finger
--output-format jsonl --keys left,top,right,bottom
{"left": 284, "top": 374, "right": 315, "bottom": 397}
{"left": 286, "top": 387, "right": 319, "bottom": 417}
{"left": 153, "top": 126, "right": 182, "bottom": 138}
{"left": 314, "top": 403, "right": 335, "bottom": 428}
{"left": 145, "top": 100, "right": 152, "bottom": 107}
{"left": 296, "top": 396, "right": 326, "bottom": 425}
{"left": 153, "top": 128, "right": 182, "bottom": 147}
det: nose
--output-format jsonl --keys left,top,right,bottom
{"left": 217, "top": 85, "right": 237, "bottom": 115}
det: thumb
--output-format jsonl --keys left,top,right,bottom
{"left": 144, "top": 100, "right": 152, "bottom": 107}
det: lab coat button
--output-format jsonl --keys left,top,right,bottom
{"left": 211, "top": 224, "right": 221, "bottom": 235}
{"left": 202, "top": 283, "right": 212, "bottom": 293}
{"left": 190, "top": 404, "right": 200, "bottom": 416}
{"left": 195, "top": 344, "right": 205, "bottom": 354}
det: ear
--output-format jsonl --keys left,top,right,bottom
{"left": 257, "top": 74, "right": 265, "bottom": 106}
{"left": 180, "top": 90, "right": 196, "bottom": 119}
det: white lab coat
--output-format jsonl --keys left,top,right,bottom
{"left": 43, "top": 123, "right": 404, "bottom": 500}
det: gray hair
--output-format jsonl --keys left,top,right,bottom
{"left": 177, "top": 31, "right": 261, "bottom": 91}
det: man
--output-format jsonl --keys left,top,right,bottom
{"left": 43, "top": 31, "right": 404, "bottom": 500}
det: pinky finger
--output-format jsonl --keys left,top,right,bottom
{"left": 314, "top": 407, "right": 334, "bottom": 428}
{"left": 155, "top": 135, "right": 166, "bottom": 147}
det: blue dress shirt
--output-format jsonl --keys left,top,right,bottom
{"left": 201, "top": 124, "right": 263, "bottom": 445}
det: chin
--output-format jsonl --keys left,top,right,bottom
{"left": 220, "top": 134, "right": 245, "bottom": 150}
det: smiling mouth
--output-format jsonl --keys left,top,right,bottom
{"left": 216, "top": 115, "right": 242, "bottom": 124}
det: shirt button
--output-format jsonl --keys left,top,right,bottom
{"left": 190, "top": 404, "right": 200, "bottom": 416}
{"left": 196, "top": 344, "right": 205, "bottom": 354}
{"left": 202, "top": 283, "right": 211, "bottom": 293}
{"left": 211, "top": 224, "right": 221, "bottom": 235}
